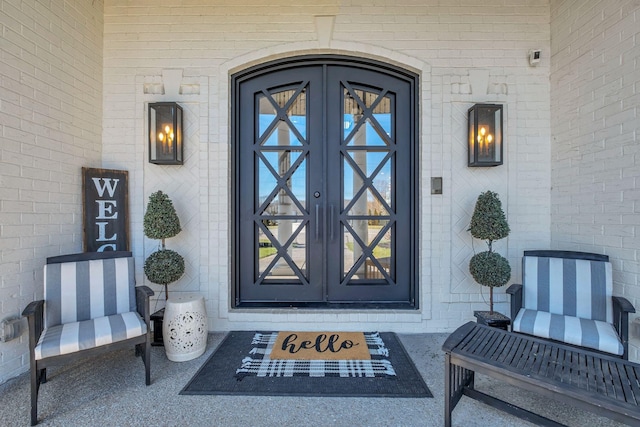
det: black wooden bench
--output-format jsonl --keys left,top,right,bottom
{"left": 443, "top": 322, "right": 640, "bottom": 427}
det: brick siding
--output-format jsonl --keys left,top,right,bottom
{"left": 550, "top": 0, "right": 640, "bottom": 359}
{"left": 0, "top": 0, "right": 104, "bottom": 383}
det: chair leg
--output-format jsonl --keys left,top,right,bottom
{"left": 144, "top": 339, "right": 151, "bottom": 386}
{"left": 30, "top": 367, "right": 39, "bottom": 425}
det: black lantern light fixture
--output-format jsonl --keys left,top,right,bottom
{"left": 468, "top": 103, "right": 503, "bottom": 167}
{"left": 149, "top": 102, "right": 183, "bottom": 165}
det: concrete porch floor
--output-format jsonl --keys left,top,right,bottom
{"left": 0, "top": 332, "right": 626, "bottom": 427}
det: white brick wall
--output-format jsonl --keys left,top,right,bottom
{"left": 550, "top": 0, "right": 640, "bottom": 359}
{"left": 9, "top": 0, "right": 638, "bottom": 384}
{"left": 0, "top": 0, "right": 104, "bottom": 382}
{"left": 102, "top": 0, "right": 551, "bottom": 335}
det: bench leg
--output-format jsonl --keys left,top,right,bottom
{"left": 445, "top": 353, "right": 475, "bottom": 427}
{"left": 445, "top": 353, "right": 453, "bottom": 427}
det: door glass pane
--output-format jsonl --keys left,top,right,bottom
{"left": 257, "top": 156, "right": 278, "bottom": 209}
{"left": 258, "top": 153, "right": 307, "bottom": 214}
{"left": 363, "top": 256, "right": 391, "bottom": 279}
{"left": 286, "top": 90, "right": 307, "bottom": 140}
{"left": 261, "top": 119, "right": 303, "bottom": 147}
{"left": 258, "top": 94, "right": 277, "bottom": 138}
{"left": 271, "top": 88, "right": 307, "bottom": 140}
{"left": 373, "top": 95, "right": 392, "bottom": 137}
{"left": 288, "top": 157, "right": 307, "bottom": 210}
{"left": 345, "top": 150, "right": 390, "bottom": 177}
{"left": 343, "top": 154, "right": 365, "bottom": 210}
{"left": 262, "top": 150, "right": 303, "bottom": 177}
{"left": 343, "top": 153, "right": 391, "bottom": 213}
{"left": 343, "top": 220, "right": 391, "bottom": 279}
{"left": 343, "top": 88, "right": 392, "bottom": 147}
{"left": 347, "top": 189, "right": 389, "bottom": 217}
{"left": 257, "top": 223, "right": 278, "bottom": 277}
{"left": 258, "top": 220, "right": 307, "bottom": 280}
{"left": 345, "top": 118, "right": 388, "bottom": 147}
{"left": 344, "top": 88, "right": 380, "bottom": 112}
{"left": 259, "top": 87, "right": 307, "bottom": 145}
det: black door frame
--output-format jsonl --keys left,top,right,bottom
{"left": 231, "top": 54, "right": 419, "bottom": 309}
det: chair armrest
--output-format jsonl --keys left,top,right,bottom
{"left": 612, "top": 296, "right": 635, "bottom": 360}
{"left": 22, "top": 300, "right": 44, "bottom": 318}
{"left": 22, "top": 300, "right": 45, "bottom": 354}
{"left": 505, "top": 284, "right": 523, "bottom": 327}
{"left": 506, "top": 284, "right": 522, "bottom": 295}
{"left": 135, "top": 286, "right": 154, "bottom": 326}
{"left": 612, "top": 296, "right": 635, "bottom": 313}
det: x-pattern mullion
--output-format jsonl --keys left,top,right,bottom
{"left": 255, "top": 219, "right": 309, "bottom": 285}
{"left": 342, "top": 219, "right": 392, "bottom": 281}
{"left": 367, "top": 255, "right": 394, "bottom": 282}
{"left": 342, "top": 149, "right": 394, "bottom": 216}
{"left": 257, "top": 83, "right": 309, "bottom": 146}
{"left": 342, "top": 82, "right": 392, "bottom": 147}
{"left": 256, "top": 149, "right": 308, "bottom": 216}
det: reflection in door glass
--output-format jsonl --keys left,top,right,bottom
{"left": 258, "top": 152, "right": 307, "bottom": 214}
{"left": 343, "top": 153, "right": 391, "bottom": 211}
{"left": 343, "top": 221, "right": 392, "bottom": 280}
{"left": 258, "top": 220, "right": 308, "bottom": 280}
{"left": 258, "top": 88, "right": 307, "bottom": 144}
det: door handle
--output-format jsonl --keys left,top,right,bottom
{"left": 330, "top": 205, "right": 335, "bottom": 241}
{"left": 315, "top": 204, "right": 320, "bottom": 241}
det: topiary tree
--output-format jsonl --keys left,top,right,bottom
{"left": 143, "top": 191, "right": 185, "bottom": 299}
{"left": 468, "top": 191, "right": 511, "bottom": 314}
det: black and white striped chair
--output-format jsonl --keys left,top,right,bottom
{"left": 22, "top": 251, "right": 153, "bottom": 425}
{"left": 507, "top": 250, "right": 635, "bottom": 359}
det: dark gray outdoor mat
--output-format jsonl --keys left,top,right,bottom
{"left": 180, "top": 331, "right": 432, "bottom": 397}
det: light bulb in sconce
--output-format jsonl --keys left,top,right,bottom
{"left": 476, "top": 126, "right": 494, "bottom": 156}
{"left": 157, "top": 125, "right": 175, "bottom": 154}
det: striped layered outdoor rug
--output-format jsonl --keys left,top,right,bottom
{"left": 235, "top": 332, "right": 393, "bottom": 378}
{"left": 181, "top": 331, "right": 432, "bottom": 397}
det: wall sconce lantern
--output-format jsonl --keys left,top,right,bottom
{"left": 468, "top": 103, "right": 503, "bottom": 167}
{"left": 149, "top": 102, "right": 183, "bottom": 165}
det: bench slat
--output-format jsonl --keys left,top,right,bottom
{"left": 615, "top": 362, "right": 635, "bottom": 404}
{"left": 604, "top": 359, "right": 625, "bottom": 402}
{"left": 623, "top": 364, "right": 640, "bottom": 405}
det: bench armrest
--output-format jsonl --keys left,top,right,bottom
{"left": 612, "top": 296, "right": 635, "bottom": 360}
{"left": 22, "top": 300, "right": 45, "bottom": 355}
{"left": 135, "top": 286, "right": 155, "bottom": 326}
{"left": 506, "top": 284, "right": 523, "bottom": 327}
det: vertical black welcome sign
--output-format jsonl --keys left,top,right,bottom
{"left": 82, "top": 167, "right": 129, "bottom": 252}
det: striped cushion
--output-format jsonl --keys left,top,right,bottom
{"left": 523, "top": 256, "right": 612, "bottom": 323}
{"left": 44, "top": 257, "right": 136, "bottom": 328}
{"left": 513, "top": 308, "right": 623, "bottom": 356}
{"left": 34, "top": 311, "right": 146, "bottom": 360}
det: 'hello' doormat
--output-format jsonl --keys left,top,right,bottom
{"left": 180, "top": 331, "right": 432, "bottom": 397}
{"left": 268, "top": 331, "right": 372, "bottom": 360}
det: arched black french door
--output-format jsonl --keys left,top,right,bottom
{"left": 232, "top": 56, "right": 417, "bottom": 307}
